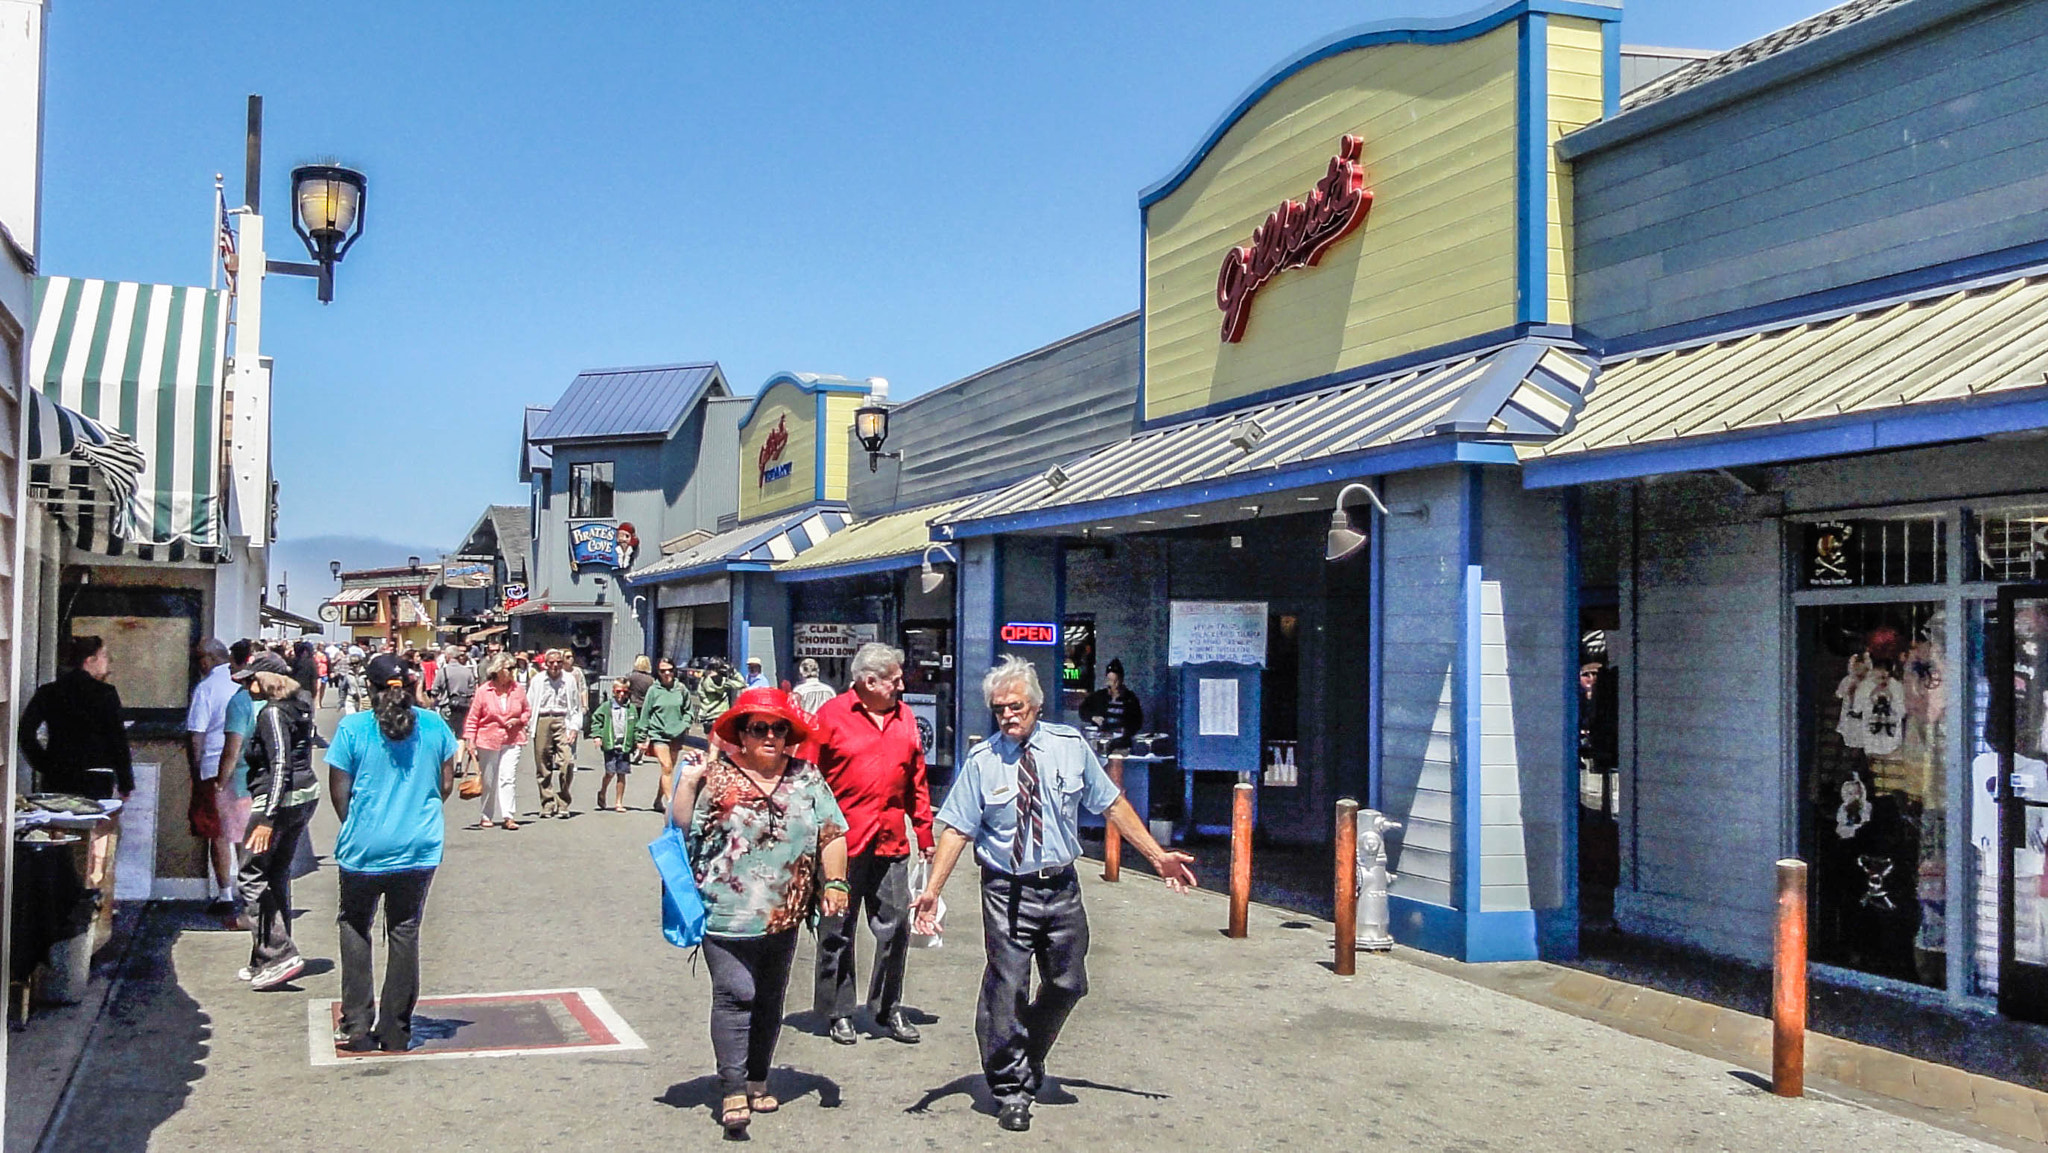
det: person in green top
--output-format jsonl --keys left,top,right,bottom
{"left": 692, "top": 659, "right": 745, "bottom": 732}
{"left": 634, "top": 658, "right": 695, "bottom": 813}
{"left": 588, "top": 677, "right": 640, "bottom": 813}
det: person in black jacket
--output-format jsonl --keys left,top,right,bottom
{"left": 235, "top": 667, "right": 319, "bottom": 990}
{"left": 1077, "top": 658, "right": 1144, "bottom": 753}
{"left": 19, "top": 636, "right": 132, "bottom": 799}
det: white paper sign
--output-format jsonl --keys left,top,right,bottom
{"left": 792, "top": 622, "right": 880, "bottom": 659}
{"left": 1198, "top": 678, "right": 1240, "bottom": 737}
{"left": 1169, "top": 601, "right": 1267, "bottom": 667}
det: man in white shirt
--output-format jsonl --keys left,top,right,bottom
{"left": 790, "top": 658, "right": 835, "bottom": 715}
{"left": 745, "top": 655, "right": 771, "bottom": 689}
{"left": 527, "top": 649, "right": 585, "bottom": 818}
{"left": 184, "top": 639, "right": 241, "bottom": 910}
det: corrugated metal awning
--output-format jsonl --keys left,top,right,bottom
{"left": 326, "top": 588, "right": 374, "bottom": 605}
{"left": 28, "top": 276, "right": 229, "bottom": 560}
{"left": 775, "top": 500, "right": 969, "bottom": 581}
{"left": 626, "top": 505, "right": 853, "bottom": 584}
{"left": 938, "top": 340, "right": 1595, "bottom": 536}
{"left": 1522, "top": 267, "right": 2048, "bottom": 483}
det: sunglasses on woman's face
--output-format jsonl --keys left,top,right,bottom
{"left": 743, "top": 720, "right": 792, "bottom": 740}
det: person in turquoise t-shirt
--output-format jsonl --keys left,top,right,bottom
{"left": 323, "top": 653, "right": 457, "bottom": 1055}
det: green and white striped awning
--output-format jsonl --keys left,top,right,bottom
{"left": 28, "top": 276, "right": 229, "bottom": 560}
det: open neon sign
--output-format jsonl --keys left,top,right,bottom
{"left": 1215, "top": 134, "right": 1373, "bottom": 343}
{"left": 1000, "top": 622, "right": 1058, "bottom": 646}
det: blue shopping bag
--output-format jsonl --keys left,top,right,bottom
{"left": 648, "top": 824, "right": 706, "bottom": 948}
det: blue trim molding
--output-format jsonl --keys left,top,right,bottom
{"left": 1600, "top": 18, "right": 1621, "bottom": 116}
{"left": 1367, "top": 477, "right": 1387, "bottom": 814}
{"left": 1457, "top": 466, "right": 1485, "bottom": 919}
{"left": 1552, "top": 487, "right": 1582, "bottom": 961}
{"left": 1516, "top": 14, "right": 1549, "bottom": 326}
{"left": 734, "top": 371, "right": 869, "bottom": 434}
{"left": 1522, "top": 390, "right": 2048, "bottom": 489}
{"left": 1138, "top": 0, "right": 1621, "bottom": 209}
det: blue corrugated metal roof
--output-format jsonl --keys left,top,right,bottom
{"left": 528, "top": 362, "right": 727, "bottom": 444}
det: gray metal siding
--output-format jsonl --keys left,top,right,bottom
{"left": 528, "top": 364, "right": 721, "bottom": 443}
{"left": 1478, "top": 469, "right": 1569, "bottom": 913}
{"left": 1379, "top": 467, "right": 1465, "bottom": 907}
{"left": 1612, "top": 477, "right": 1785, "bottom": 961}
{"left": 1574, "top": 0, "right": 2048, "bottom": 345}
{"left": 847, "top": 315, "right": 1140, "bottom": 517}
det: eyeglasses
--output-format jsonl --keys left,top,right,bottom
{"left": 658, "top": 667, "right": 676, "bottom": 675}
{"left": 991, "top": 701, "right": 1031, "bottom": 716}
{"left": 743, "top": 720, "right": 792, "bottom": 739}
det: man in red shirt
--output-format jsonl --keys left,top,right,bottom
{"left": 808, "top": 642, "right": 933, "bottom": 1045}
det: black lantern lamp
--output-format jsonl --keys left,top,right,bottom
{"left": 288, "top": 164, "right": 367, "bottom": 303}
{"left": 855, "top": 376, "right": 898, "bottom": 472}
{"left": 328, "top": 559, "right": 342, "bottom": 580}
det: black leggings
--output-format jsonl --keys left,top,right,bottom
{"left": 702, "top": 929, "right": 798, "bottom": 1093}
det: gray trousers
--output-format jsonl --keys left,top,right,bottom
{"left": 812, "top": 851, "right": 911, "bottom": 1020}
{"left": 976, "top": 866, "right": 1089, "bottom": 1104}
{"left": 238, "top": 800, "right": 314, "bottom": 968}
{"left": 703, "top": 929, "right": 799, "bottom": 1093}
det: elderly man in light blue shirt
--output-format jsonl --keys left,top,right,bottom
{"left": 913, "top": 655, "right": 1194, "bottom": 1133}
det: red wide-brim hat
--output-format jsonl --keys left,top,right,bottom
{"left": 711, "top": 686, "right": 816, "bottom": 748}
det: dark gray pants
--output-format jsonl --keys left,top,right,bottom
{"left": 238, "top": 800, "right": 314, "bottom": 969}
{"left": 704, "top": 929, "right": 799, "bottom": 1094}
{"left": 337, "top": 867, "right": 434, "bottom": 1051}
{"left": 976, "top": 866, "right": 1089, "bottom": 1104}
{"left": 813, "top": 851, "right": 911, "bottom": 1021}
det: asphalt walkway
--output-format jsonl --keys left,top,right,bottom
{"left": 28, "top": 707, "right": 2008, "bottom": 1151}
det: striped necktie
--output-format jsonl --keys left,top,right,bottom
{"left": 1012, "top": 743, "right": 1043, "bottom": 871}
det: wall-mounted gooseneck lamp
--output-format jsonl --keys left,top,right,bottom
{"left": 1325, "top": 481, "right": 1428, "bottom": 562}
{"left": 919, "top": 543, "right": 958, "bottom": 594}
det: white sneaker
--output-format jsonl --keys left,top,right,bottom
{"left": 236, "top": 966, "right": 254, "bottom": 981}
{"left": 249, "top": 955, "right": 306, "bottom": 990}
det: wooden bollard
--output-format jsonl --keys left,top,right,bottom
{"left": 1227, "top": 782, "right": 1253, "bottom": 938}
{"left": 1773, "top": 858, "right": 1808, "bottom": 1098}
{"left": 1102, "top": 756, "right": 1124, "bottom": 882}
{"left": 1334, "top": 798, "right": 1359, "bottom": 975}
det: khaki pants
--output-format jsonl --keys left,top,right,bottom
{"left": 534, "top": 715, "right": 575, "bottom": 815}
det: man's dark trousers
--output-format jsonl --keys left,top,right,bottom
{"left": 975, "top": 865, "right": 1089, "bottom": 1104}
{"left": 813, "top": 850, "right": 911, "bottom": 1021}
{"left": 336, "top": 867, "right": 435, "bottom": 1051}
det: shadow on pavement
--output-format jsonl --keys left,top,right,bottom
{"left": 659, "top": 1068, "right": 843, "bottom": 1123}
{"left": 905, "top": 1073, "right": 1170, "bottom": 1115}
{"left": 38, "top": 902, "right": 209, "bottom": 1153}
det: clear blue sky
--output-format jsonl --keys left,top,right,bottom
{"left": 42, "top": 0, "right": 1824, "bottom": 548}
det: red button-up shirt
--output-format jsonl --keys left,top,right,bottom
{"left": 807, "top": 690, "right": 933, "bottom": 857}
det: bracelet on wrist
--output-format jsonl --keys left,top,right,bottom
{"left": 822, "top": 879, "right": 850, "bottom": 892}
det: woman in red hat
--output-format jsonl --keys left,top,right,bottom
{"left": 669, "top": 686, "right": 851, "bottom": 1135}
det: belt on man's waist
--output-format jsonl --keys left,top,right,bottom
{"left": 984, "top": 862, "right": 1077, "bottom": 885}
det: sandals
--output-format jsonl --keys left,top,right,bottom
{"left": 500, "top": 819, "right": 520, "bottom": 831}
{"left": 470, "top": 819, "right": 494, "bottom": 830}
{"left": 747, "top": 1084, "right": 779, "bottom": 1112}
{"left": 720, "top": 1093, "right": 750, "bottom": 1132}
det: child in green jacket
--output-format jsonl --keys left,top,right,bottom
{"left": 588, "top": 678, "right": 640, "bottom": 813}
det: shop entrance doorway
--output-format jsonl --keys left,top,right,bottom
{"left": 1994, "top": 585, "right": 2048, "bottom": 1022}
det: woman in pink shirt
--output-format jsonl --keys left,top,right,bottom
{"left": 461, "top": 654, "right": 532, "bottom": 830}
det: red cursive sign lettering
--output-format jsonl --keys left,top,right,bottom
{"left": 758, "top": 414, "right": 790, "bottom": 488}
{"left": 1215, "top": 134, "right": 1373, "bottom": 343}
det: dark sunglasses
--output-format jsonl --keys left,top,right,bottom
{"left": 743, "top": 720, "right": 792, "bottom": 739}
{"left": 992, "top": 701, "right": 1031, "bottom": 716}
{"left": 657, "top": 667, "right": 677, "bottom": 675}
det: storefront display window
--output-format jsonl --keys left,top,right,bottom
{"left": 1801, "top": 602, "right": 1949, "bottom": 988}
{"left": 1799, "top": 516, "right": 1946, "bottom": 589}
{"left": 1970, "top": 507, "right": 2048, "bottom": 582}
{"left": 1062, "top": 614, "right": 1096, "bottom": 714}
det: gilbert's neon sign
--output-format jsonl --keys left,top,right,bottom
{"left": 758, "top": 414, "right": 791, "bottom": 488}
{"left": 1215, "top": 134, "right": 1373, "bottom": 342}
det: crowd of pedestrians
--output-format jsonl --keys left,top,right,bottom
{"left": 21, "top": 628, "right": 1198, "bottom": 1134}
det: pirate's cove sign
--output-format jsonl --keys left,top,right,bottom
{"left": 1215, "top": 134, "right": 1373, "bottom": 343}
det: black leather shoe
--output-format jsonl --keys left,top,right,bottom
{"left": 827, "top": 1016, "right": 858, "bottom": 1045}
{"left": 997, "top": 1101, "right": 1031, "bottom": 1132}
{"left": 881, "top": 1009, "right": 920, "bottom": 1043}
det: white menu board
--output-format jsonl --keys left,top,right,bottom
{"left": 1168, "top": 601, "right": 1267, "bottom": 667}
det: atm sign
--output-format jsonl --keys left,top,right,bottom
{"left": 1000, "top": 621, "right": 1058, "bottom": 646}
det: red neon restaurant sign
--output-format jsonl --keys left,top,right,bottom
{"left": 1215, "top": 134, "right": 1373, "bottom": 343}
{"left": 1000, "top": 622, "right": 1058, "bottom": 646}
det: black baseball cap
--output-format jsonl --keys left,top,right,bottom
{"left": 231, "top": 652, "right": 292, "bottom": 682}
{"left": 364, "top": 652, "right": 413, "bottom": 690}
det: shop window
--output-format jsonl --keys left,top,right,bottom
{"left": 1969, "top": 507, "right": 2048, "bottom": 582}
{"left": 1800, "top": 602, "right": 1948, "bottom": 988}
{"left": 1062, "top": 614, "right": 1096, "bottom": 714}
{"left": 570, "top": 462, "right": 614, "bottom": 519}
{"left": 1798, "top": 517, "right": 1946, "bottom": 589}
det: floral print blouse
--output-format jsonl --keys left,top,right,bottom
{"left": 688, "top": 756, "right": 847, "bottom": 938}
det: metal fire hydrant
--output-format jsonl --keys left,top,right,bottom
{"left": 1356, "top": 808, "right": 1401, "bottom": 952}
